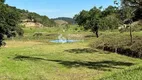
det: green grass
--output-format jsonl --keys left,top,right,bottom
{"left": 1, "top": 40, "right": 142, "bottom": 80}
{"left": 1, "top": 27, "right": 142, "bottom": 80}
{"left": 101, "top": 65, "right": 142, "bottom": 80}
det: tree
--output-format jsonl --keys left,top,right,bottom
{"left": 120, "top": 0, "right": 142, "bottom": 44}
{"left": 121, "top": 0, "right": 142, "bottom": 20}
{"left": 74, "top": 10, "right": 90, "bottom": 27}
{"left": 99, "top": 14, "right": 122, "bottom": 30}
{"left": 121, "top": 0, "right": 142, "bottom": 8}
{"left": 102, "top": 6, "right": 119, "bottom": 17}
{"left": 74, "top": 7, "right": 102, "bottom": 38}
{"left": 0, "top": 0, "right": 5, "bottom": 3}
{"left": 0, "top": 3, "right": 24, "bottom": 46}
{"left": 87, "top": 7, "right": 102, "bottom": 37}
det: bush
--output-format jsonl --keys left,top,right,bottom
{"left": 132, "top": 24, "right": 142, "bottom": 32}
{"left": 0, "top": 3, "right": 24, "bottom": 46}
{"left": 33, "top": 32, "right": 43, "bottom": 37}
{"left": 91, "top": 33, "right": 142, "bottom": 58}
{"left": 99, "top": 14, "right": 122, "bottom": 30}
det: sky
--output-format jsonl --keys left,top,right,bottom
{"left": 5, "top": 0, "right": 119, "bottom": 18}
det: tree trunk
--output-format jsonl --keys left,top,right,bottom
{"left": 96, "top": 30, "right": 99, "bottom": 38}
{"left": 130, "top": 25, "right": 133, "bottom": 45}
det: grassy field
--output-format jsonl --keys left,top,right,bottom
{"left": 1, "top": 27, "right": 142, "bottom": 80}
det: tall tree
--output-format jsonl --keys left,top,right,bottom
{"left": 120, "top": 0, "right": 142, "bottom": 44}
{"left": 121, "top": 0, "right": 142, "bottom": 8}
{"left": 74, "top": 7, "right": 102, "bottom": 38}
{"left": 74, "top": 10, "right": 90, "bottom": 27}
{"left": 102, "top": 6, "right": 118, "bottom": 17}
{"left": 121, "top": 0, "right": 142, "bottom": 20}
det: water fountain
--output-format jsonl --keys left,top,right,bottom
{"left": 50, "top": 34, "right": 79, "bottom": 43}
{"left": 50, "top": 29, "right": 79, "bottom": 43}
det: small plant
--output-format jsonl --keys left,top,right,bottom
{"left": 33, "top": 32, "right": 43, "bottom": 37}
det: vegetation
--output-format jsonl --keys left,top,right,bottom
{"left": 54, "top": 20, "right": 68, "bottom": 26}
{"left": 18, "top": 10, "right": 56, "bottom": 27}
{"left": 0, "top": 0, "right": 142, "bottom": 80}
{"left": 74, "top": 0, "right": 142, "bottom": 37}
{"left": 2, "top": 1, "right": 56, "bottom": 27}
{"left": 74, "top": 6, "right": 122, "bottom": 37}
{"left": 52, "top": 17, "right": 75, "bottom": 24}
{"left": 0, "top": 27, "right": 141, "bottom": 80}
{"left": 0, "top": 0, "right": 5, "bottom": 3}
{"left": 121, "top": 0, "right": 142, "bottom": 20}
{"left": 0, "top": 0, "right": 24, "bottom": 46}
{"left": 91, "top": 32, "right": 142, "bottom": 58}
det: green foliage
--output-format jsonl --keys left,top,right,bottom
{"left": 0, "top": 3, "right": 24, "bottom": 46}
{"left": 74, "top": 6, "right": 122, "bottom": 37}
{"left": 121, "top": 0, "right": 142, "bottom": 8}
{"left": 0, "top": 38, "right": 141, "bottom": 80}
{"left": 99, "top": 14, "right": 122, "bottom": 30}
{"left": 75, "top": 0, "right": 142, "bottom": 33}
{"left": 0, "top": 0, "right": 5, "bottom": 3}
{"left": 120, "top": 6, "right": 134, "bottom": 20}
{"left": 101, "top": 66, "right": 142, "bottom": 80}
{"left": 74, "top": 10, "right": 90, "bottom": 26}
{"left": 52, "top": 17, "right": 75, "bottom": 24}
{"left": 121, "top": 0, "right": 142, "bottom": 20}
{"left": 91, "top": 32, "right": 142, "bottom": 58}
{"left": 17, "top": 9, "right": 56, "bottom": 27}
{"left": 102, "top": 6, "right": 118, "bottom": 17}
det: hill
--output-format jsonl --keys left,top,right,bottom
{"left": 54, "top": 20, "right": 68, "bottom": 25}
{"left": 52, "top": 17, "right": 75, "bottom": 24}
{"left": 8, "top": 6, "right": 56, "bottom": 27}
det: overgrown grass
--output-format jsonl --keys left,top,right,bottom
{"left": 0, "top": 40, "right": 141, "bottom": 80}
{"left": 12, "top": 25, "right": 93, "bottom": 42}
{"left": 1, "top": 26, "right": 142, "bottom": 80}
{"left": 101, "top": 66, "right": 142, "bottom": 80}
{"left": 91, "top": 31, "right": 142, "bottom": 58}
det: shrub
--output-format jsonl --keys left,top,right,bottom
{"left": 91, "top": 33, "right": 142, "bottom": 58}
{"left": 33, "top": 32, "right": 43, "bottom": 37}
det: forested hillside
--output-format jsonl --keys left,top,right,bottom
{"left": 52, "top": 17, "right": 75, "bottom": 24}
{"left": 7, "top": 5, "right": 56, "bottom": 27}
{"left": 17, "top": 9, "right": 56, "bottom": 27}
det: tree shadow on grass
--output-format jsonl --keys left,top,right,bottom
{"left": 13, "top": 55, "right": 134, "bottom": 71}
{"left": 48, "top": 60, "right": 133, "bottom": 71}
{"left": 13, "top": 55, "right": 46, "bottom": 61}
{"left": 64, "top": 48, "right": 98, "bottom": 54}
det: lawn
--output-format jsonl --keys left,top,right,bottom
{"left": 0, "top": 27, "right": 142, "bottom": 80}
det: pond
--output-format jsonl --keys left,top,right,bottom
{"left": 50, "top": 39, "right": 79, "bottom": 43}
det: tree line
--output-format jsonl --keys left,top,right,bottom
{"left": 74, "top": 0, "right": 142, "bottom": 37}
{"left": 18, "top": 9, "right": 56, "bottom": 27}
{"left": 0, "top": 0, "right": 24, "bottom": 46}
